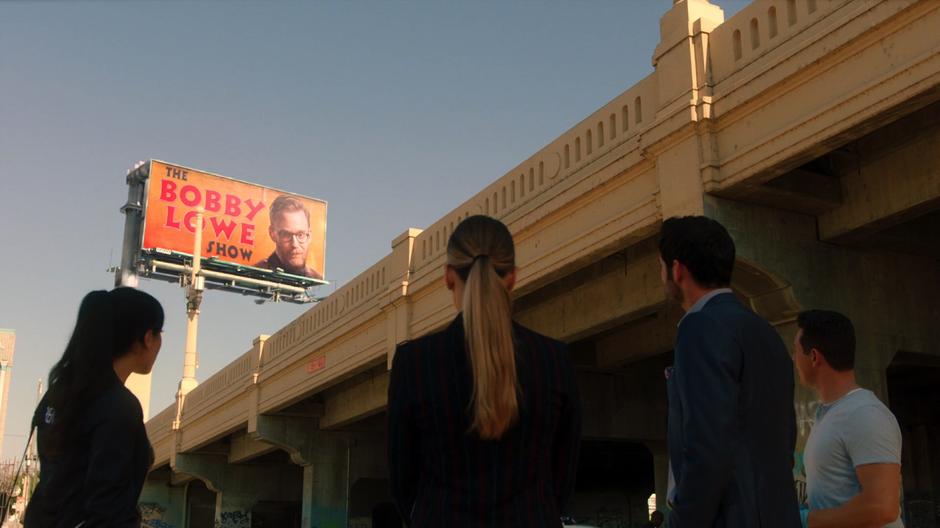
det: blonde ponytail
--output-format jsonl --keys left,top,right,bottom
{"left": 446, "top": 216, "right": 518, "bottom": 439}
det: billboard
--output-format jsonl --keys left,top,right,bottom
{"left": 141, "top": 160, "right": 327, "bottom": 285}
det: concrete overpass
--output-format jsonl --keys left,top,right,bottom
{"left": 140, "top": 1, "right": 940, "bottom": 526}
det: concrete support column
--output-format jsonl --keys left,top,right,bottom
{"left": 215, "top": 493, "right": 253, "bottom": 528}
{"left": 646, "top": 441, "right": 670, "bottom": 514}
{"left": 349, "top": 434, "right": 387, "bottom": 484}
{"left": 347, "top": 434, "right": 392, "bottom": 525}
{"left": 139, "top": 472, "right": 185, "bottom": 528}
{"left": 300, "top": 435, "right": 348, "bottom": 528}
{"left": 172, "top": 453, "right": 301, "bottom": 528}
{"left": 251, "top": 415, "right": 350, "bottom": 528}
{"left": 708, "top": 194, "right": 940, "bottom": 508}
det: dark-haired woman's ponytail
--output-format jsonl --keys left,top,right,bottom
{"left": 46, "top": 291, "right": 116, "bottom": 451}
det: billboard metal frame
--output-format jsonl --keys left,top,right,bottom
{"left": 115, "top": 161, "right": 326, "bottom": 304}
{"left": 114, "top": 160, "right": 330, "bottom": 428}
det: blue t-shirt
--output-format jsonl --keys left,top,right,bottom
{"left": 804, "top": 388, "right": 903, "bottom": 528}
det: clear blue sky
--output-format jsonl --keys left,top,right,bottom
{"left": 0, "top": 0, "right": 747, "bottom": 459}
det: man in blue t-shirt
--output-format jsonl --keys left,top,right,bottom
{"left": 794, "top": 310, "right": 904, "bottom": 528}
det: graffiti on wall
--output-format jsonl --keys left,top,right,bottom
{"left": 216, "top": 510, "right": 250, "bottom": 528}
{"left": 348, "top": 517, "right": 371, "bottom": 528}
{"left": 794, "top": 398, "right": 821, "bottom": 506}
{"left": 140, "top": 502, "right": 174, "bottom": 528}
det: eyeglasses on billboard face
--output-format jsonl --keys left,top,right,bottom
{"left": 276, "top": 230, "right": 311, "bottom": 243}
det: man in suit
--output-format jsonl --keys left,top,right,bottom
{"left": 660, "top": 216, "right": 800, "bottom": 527}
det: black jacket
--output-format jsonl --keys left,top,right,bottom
{"left": 666, "top": 293, "right": 801, "bottom": 527}
{"left": 387, "top": 315, "right": 581, "bottom": 527}
{"left": 25, "top": 374, "right": 153, "bottom": 528}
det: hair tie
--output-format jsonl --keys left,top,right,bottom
{"left": 472, "top": 254, "right": 489, "bottom": 264}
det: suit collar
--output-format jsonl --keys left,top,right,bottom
{"left": 678, "top": 288, "right": 735, "bottom": 326}
{"left": 689, "top": 288, "right": 735, "bottom": 312}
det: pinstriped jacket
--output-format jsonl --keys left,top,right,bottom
{"left": 388, "top": 315, "right": 581, "bottom": 527}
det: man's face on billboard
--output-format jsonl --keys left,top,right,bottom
{"left": 269, "top": 209, "right": 310, "bottom": 271}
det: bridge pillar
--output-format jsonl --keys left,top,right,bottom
{"left": 251, "top": 415, "right": 349, "bottom": 528}
{"left": 348, "top": 433, "right": 393, "bottom": 525}
{"left": 644, "top": 441, "right": 670, "bottom": 514}
{"left": 172, "top": 452, "right": 301, "bottom": 528}
{"left": 139, "top": 468, "right": 185, "bottom": 528}
{"left": 706, "top": 194, "right": 940, "bottom": 504}
{"left": 707, "top": 193, "right": 940, "bottom": 393}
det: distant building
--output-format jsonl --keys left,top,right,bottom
{"left": 0, "top": 330, "right": 14, "bottom": 460}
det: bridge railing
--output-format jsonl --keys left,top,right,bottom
{"left": 262, "top": 254, "right": 392, "bottom": 372}
{"left": 146, "top": 404, "right": 177, "bottom": 466}
{"left": 146, "top": 403, "right": 176, "bottom": 438}
{"left": 408, "top": 72, "right": 658, "bottom": 287}
{"left": 709, "top": 0, "right": 846, "bottom": 85}
{"left": 181, "top": 349, "right": 253, "bottom": 423}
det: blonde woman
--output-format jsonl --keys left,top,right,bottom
{"left": 388, "top": 215, "right": 581, "bottom": 527}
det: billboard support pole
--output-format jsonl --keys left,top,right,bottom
{"left": 115, "top": 163, "right": 148, "bottom": 288}
{"left": 115, "top": 162, "right": 156, "bottom": 420}
{"left": 181, "top": 208, "right": 204, "bottom": 395}
{"left": 174, "top": 209, "right": 204, "bottom": 428}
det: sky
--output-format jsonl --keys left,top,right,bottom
{"left": 0, "top": 0, "right": 748, "bottom": 459}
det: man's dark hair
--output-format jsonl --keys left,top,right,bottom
{"left": 796, "top": 310, "right": 856, "bottom": 371}
{"left": 659, "top": 216, "right": 736, "bottom": 287}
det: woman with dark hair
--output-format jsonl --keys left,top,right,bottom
{"left": 387, "top": 215, "right": 581, "bottom": 527}
{"left": 25, "top": 287, "right": 165, "bottom": 528}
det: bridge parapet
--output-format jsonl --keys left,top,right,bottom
{"left": 709, "top": 0, "right": 847, "bottom": 84}
{"left": 708, "top": 0, "right": 927, "bottom": 191}
{"left": 147, "top": 404, "right": 176, "bottom": 467}
{"left": 409, "top": 73, "right": 658, "bottom": 280}
{"left": 173, "top": 350, "right": 253, "bottom": 453}
{"left": 263, "top": 254, "right": 393, "bottom": 372}
{"left": 146, "top": 401, "right": 176, "bottom": 438}
{"left": 183, "top": 350, "right": 252, "bottom": 418}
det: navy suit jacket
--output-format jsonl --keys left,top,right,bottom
{"left": 387, "top": 315, "right": 581, "bottom": 527}
{"left": 667, "top": 293, "right": 800, "bottom": 528}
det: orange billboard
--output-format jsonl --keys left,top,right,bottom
{"left": 142, "top": 160, "right": 326, "bottom": 282}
